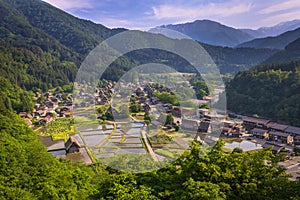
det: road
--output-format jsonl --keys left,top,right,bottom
{"left": 141, "top": 128, "right": 159, "bottom": 161}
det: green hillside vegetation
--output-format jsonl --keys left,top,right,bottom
{"left": 201, "top": 43, "right": 278, "bottom": 74}
{"left": 0, "top": 76, "right": 33, "bottom": 113}
{"left": 2, "top": 108, "right": 300, "bottom": 199}
{"left": 0, "top": 0, "right": 81, "bottom": 91}
{"left": 226, "top": 61, "right": 300, "bottom": 126}
{"left": 3, "top": 0, "right": 125, "bottom": 56}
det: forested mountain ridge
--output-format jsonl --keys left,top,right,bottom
{"left": 0, "top": 0, "right": 82, "bottom": 91}
{"left": 2, "top": 0, "right": 125, "bottom": 55}
{"left": 237, "top": 27, "right": 300, "bottom": 50}
{"left": 201, "top": 43, "right": 278, "bottom": 74}
{"left": 226, "top": 61, "right": 300, "bottom": 126}
{"left": 263, "top": 38, "right": 300, "bottom": 64}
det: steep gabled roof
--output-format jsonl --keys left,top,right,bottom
{"left": 65, "top": 136, "right": 81, "bottom": 150}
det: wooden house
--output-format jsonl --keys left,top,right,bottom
{"left": 266, "top": 122, "right": 288, "bottom": 132}
{"left": 65, "top": 136, "right": 81, "bottom": 153}
{"left": 262, "top": 142, "right": 285, "bottom": 154}
{"left": 243, "top": 117, "right": 270, "bottom": 130}
{"left": 268, "top": 131, "right": 293, "bottom": 145}
{"left": 252, "top": 128, "right": 269, "bottom": 139}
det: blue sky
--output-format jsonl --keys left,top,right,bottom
{"left": 43, "top": 0, "right": 300, "bottom": 30}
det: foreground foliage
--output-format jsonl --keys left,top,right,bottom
{"left": 1, "top": 111, "right": 300, "bottom": 199}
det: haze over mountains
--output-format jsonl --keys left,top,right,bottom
{"left": 156, "top": 20, "right": 254, "bottom": 47}
{"left": 156, "top": 19, "right": 300, "bottom": 48}
{"left": 241, "top": 19, "right": 300, "bottom": 38}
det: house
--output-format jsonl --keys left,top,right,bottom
{"left": 150, "top": 97, "right": 160, "bottom": 104}
{"left": 285, "top": 126, "right": 300, "bottom": 136}
{"left": 19, "top": 112, "right": 27, "bottom": 118}
{"left": 163, "top": 103, "right": 173, "bottom": 112}
{"left": 198, "top": 120, "right": 210, "bottom": 133}
{"left": 39, "top": 116, "right": 53, "bottom": 125}
{"left": 65, "top": 136, "right": 81, "bottom": 153}
{"left": 142, "top": 103, "right": 151, "bottom": 112}
{"left": 24, "top": 118, "right": 32, "bottom": 126}
{"left": 243, "top": 117, "right": 270, "bottom": 130}
{"left": 294, "top": 135, "right": 300, "bottom": 146}
{"left": 172, "top": 107, "right": 181, "bottom": 117}
{"left": 198, "top": 108, "right": 210, "bottom": 118}
{"left": 35, "top": 110, "right": 45, "bottom": 117}
{"left": 181, "top": 119, "right": 199, "bottom": 131}
{"left": 266, "top": 122, "right": 288, "bottom": 132}
{"left": 252, "top": 128, "right": 269, "bottom": 139}
{"left": 268, "top": 131, "right": 293, "bottom": 145}
{"left": 45, "top": 100, "right": 55, "bottom": 108}
{"left": 262, "top": 142, "right": 285, "bottom": 154}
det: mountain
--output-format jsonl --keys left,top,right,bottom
{"left": 241, "top": 20, "right": 300, "bottom": 38}
{"left": 0, "top": 0, "right": 83, "bottom": 92}
{"left": 264, "top": 38, "right": 300, "bottom": 63}
{"left": 155, "top": 20, "right": 254, "bottom": 47}
{"left": 226, "top": 60, "right": 300, "bottom": 126}
{"left": 237, "top": 27, "right": 300, "bottom": 49}
{"left": 0, "top": 0, "right": 128, "bottom": 93}
{"left": 2, "top": 0, "right": 125, "bottom": 56}
{"left": 200, "top": 43, "right": 277, "bottom": 74}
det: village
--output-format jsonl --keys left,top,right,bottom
{"left": 18, "top": 78, "right": 300, "bottom": 178}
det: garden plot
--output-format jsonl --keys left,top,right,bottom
{"left": 84, "top": 135, "right": 108, "bottom": 147}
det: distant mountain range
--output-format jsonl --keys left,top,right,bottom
{"left": 156, "top": 19, "right": 300, "bottom": 48}
{"left": 154, "top": 20, "right": 254, "bottom": 47}
{"left": 240, "top": 20, "right": 300, "bottom": 38}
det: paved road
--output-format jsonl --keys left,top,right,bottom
{"left": 141, "top": 128, "right": 159, "bottom": 161}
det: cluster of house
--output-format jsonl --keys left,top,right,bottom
{"left": 95, "top": 81, "right": 114, "bottom": 105}
{"left": 243, "top": 117, "right": 300, "bottom": 147}
{"left": 20, "top": 90, "right": 73, "bottom": 126}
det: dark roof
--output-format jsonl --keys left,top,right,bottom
{"left": 285, "top": 126, "right": 300, "bottom": 135}
{"left": 65, "top": 136, "right": 81, "bottom": 150}
{"left": 243, "top": 117, "right": 270, "bottom": 125}
{"left": 268, "top": 131, "right": 291, "bottom": 137}
{"left": 262, "top": 142, "right": 284, "bottom": 151}
{"left": 39, "top": 136, "right": 65, "bottom": 151}
{"left": 267, "top": 122, "right": 288, "bottom": 131}
{"left": 252, "top": 128, "right": 268, "bottom": 134}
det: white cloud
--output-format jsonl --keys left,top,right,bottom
{"left": 42, "top": 0, "right": 93, "bottom": 10}
{"left": 259, "top": 0, "right": 300, "bottom": 14}
{"left": 152, "top": 1, "right": 253, "bottom": 21}
{"left": 262, "top": 10, "right": 300, "bottom": 26}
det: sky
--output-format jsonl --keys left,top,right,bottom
{"left": 42, "top": 0, "right": 300, "bottom": 30}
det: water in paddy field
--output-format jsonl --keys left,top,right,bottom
{"left": 224, "top": 140, "right": 262, "bottom": 151}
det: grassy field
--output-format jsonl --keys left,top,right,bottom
{"left": 39, "top": 118, "right": 75, "bottom": 141}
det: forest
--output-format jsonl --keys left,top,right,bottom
{"left": 226, "top": 61, "right": 300, "bottom": 126}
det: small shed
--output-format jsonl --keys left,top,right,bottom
{"left": 65, "top": 136, "right": 81, "bottom": 153}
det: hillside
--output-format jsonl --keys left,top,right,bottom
{"left": 264, "top": 38, "right": 300, "bottom": 63}
{"left": 237, "top": 27, "right": 300, "bottom": 49}
{"left": 226, "top": 61, "right": 300, "bottom": 126}
{"left": 3, "top": 0, "right": 125, "bottom": 55}
{"left": 201, "top": 43, "right": 278, "bottom": 74}
{"left": 157, "top": 20, "right": 254, "bottom": 47}
{"left": 0, "top": 0, "right": 83, "bottom": 91}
